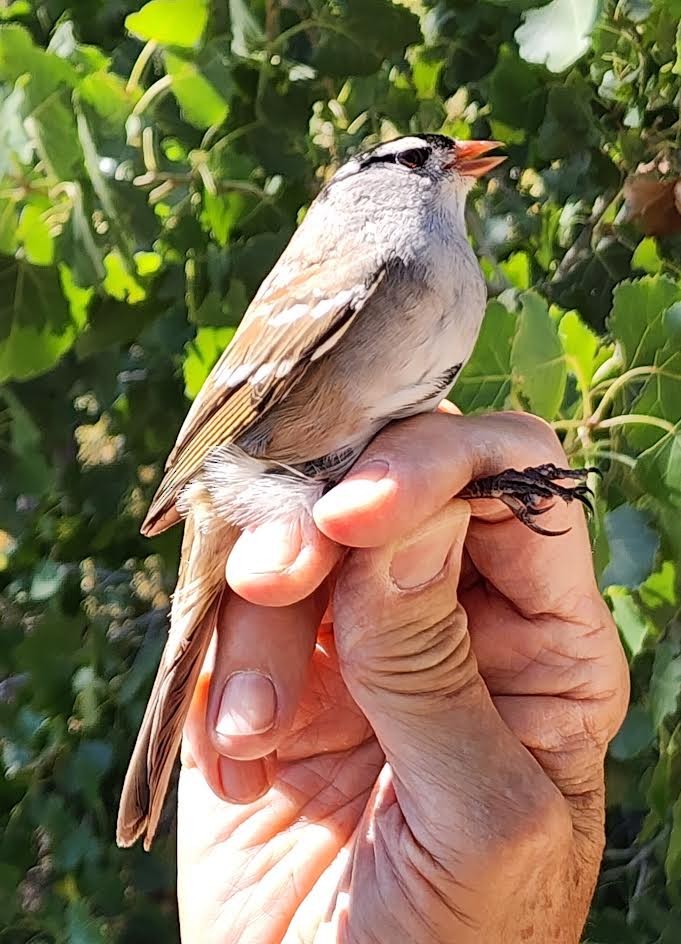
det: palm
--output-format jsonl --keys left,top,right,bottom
{"left": 178, "top": 620, "right": 385, "bottom": 944}
{"left": 179, "top": 552, "right": 568, "bottom": 944}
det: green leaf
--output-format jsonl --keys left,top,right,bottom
{"left": 183, "top": 325, "right": 235, "bottom": 399}
{"left": 0, "top": 257, "right": 87, "bottom": 382}
{"left": 0, "top": 198, "right": 18, "bottom": 254}
{"left": 500, "top": 251, "right": 531, "bottom": 290}
{"left": 313, "top": 0, "right": 421, "bottom": 76}
{"left": 1, "top": 386, "right": 40, "bottom": 455}
{"left": 14, "top": 608, "right": 84, "bottom": 707}
{"left": 59, "top": 184, "right": 106, "bottom": 286}
{"left": 409, "top": 45, "right": 445, "bottom": 100}
{"left": 30, "top": 560, "right": 69, "bottom": 602}
{"left": 0, "top": 1, "right": 31, "bottom": 19}
{"left": 75, "top": 297, "right": 158, "bottom": 356}
{"left": 640, "top": 560, "right": 678, "bottom": 609}
{"left": 637, "top": 431, "right": 681, "bottom": 509}
{"left": 29, "top": 91, "right": 83, "bottom": 180}
{"left": 66, "top": 739, "right": 114, "bottom": 807}
{"left": 0, "top": 82, "right": 32, "bottom": 177}
{"left": 511, "top": 291, "right": 566, "bottom": 419}
{"left": 666, "top": 793, "right": 681, "bottom": 883}
{"left": 0, "top": 30, "right": 83, "bottom": 180}
{"left": 200, "top": 190, "right": 249, "bottom": 244}
{"left": 75, "top": 109, "right": 137, "bottom": 271}
{"left": 536, "top": 81, "right": 599, "bottom": 159}
{"left": 608, "top": 587, "right": 654, "bottom": 657}
{"left": 515, "top": 0, "right": 598, "bottom": 73}
{"left": 455, "top": 301, "right": 515, "bottom": 412}
{"left": 66, "top": 900, "right": 107, "bottom": 944}
{"left": 487, "top": 44, "right": 546, "bottom": 132}
{"left": 650, "top": 639, "right": 681, "bottom": 729}
{"left": 586, "top": 908, "right": 643, "bottom": 943}
{"left": 609, "top": 276, "right": 681, "bottom": 368}
{"left": 673, "top": 20, "right": 681, "bottom": 76}
{"left": 103, "top": 250, "right": 146, "bottom": 303}
{"left": 79, "top": 71, "right": 138, "bottom": 131}
{"left": 16, "top": 204, "right": 53, "bottom": 265}
{"left": 559, "top": 309, "right": 600, "bottom": 387}
{"left": 0, "top": 25, "right": 78, "bottom": 102}
{"left": 632, "top": 237, "right": 664, "bottom": 274}
{"left": 1, "top": 387, "right": 53, "bottom": 494}
{"left": 601, "top": 504, "right": 659, "bottom": 589}
{"left": 165, "top": 42, "right": 233, "bottom": 129}
{"left": 628, "top": 309, "right": 681, "bottom": 443}
{"left": 609, "top": 703, "right": 655, "bottom": 760}
{"left": 125, "top": 0, "right": 209, "bottom": 49}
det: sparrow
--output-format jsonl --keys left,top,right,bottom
{"left": 117, "top": 133, "right": 593, "bottom": 849}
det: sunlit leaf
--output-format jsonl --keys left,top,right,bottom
{"left": 454, "top": 301, "right": 515, "bottom": 412}
{"left": 0, "top": 257, "right": 87, "bottom": 382}
{"left": 608, "top": 588, "right": 653, "bottom": 657}
{"left": 609, "top": 276, "right": 681, "bottom": 368}
{"left": 165, "top": 39, "right": 234, "bottom": 128}
{"left": 559, "top": 309, "right": 600, "bottom": 387}
{"left": 126, "top": 0, "right": 209, "bottom": 49}
{"left": 511, "top": 291, "right": 566, "bottom": 419}
{"left": 183, "top": 325, "right": 235, "bottom": 399}
{"left": 515, "top": 0, "right": 598, "bottom": 73}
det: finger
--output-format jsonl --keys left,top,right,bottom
{"left": 333, "top": 499, "right": 561, "bottom": 860}
{"left": 334, "top": 499, "right": 474, "bottom": 716}
{"left": 461, "top": 569, "right": 630, "bottom": 742}
{"left": 226, "top": 512, "right": 342, "bottom": 607}
{"left": 184, "top": 585, "right": 327, "bottom": 803}
{"left": 314, "top": 410, "right": 569, "bottom": 548}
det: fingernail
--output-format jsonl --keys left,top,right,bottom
{"left": 237, "top": 519, "right": 301, "bottom": 573}
{"left": 219, "top": 756, "right": 272, "bottom": 803}
{"left": 390, "top": 519, "right": 456, "bottom": 590}
{"left": 216, "top": 671, "right": 277, "bottom": 737}
{"left": 315, "top": 460, "right": 391, "bottom": 518}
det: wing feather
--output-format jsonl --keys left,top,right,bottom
{"left": 142, "top": 253, "right": 385, "bottom": 535}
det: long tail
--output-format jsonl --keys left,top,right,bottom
{"left": 117, "top": 506, "right": 237, "bottom": 850}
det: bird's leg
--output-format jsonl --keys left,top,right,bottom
{"left": 459, "top": 464, "right": 600, "bottom": 536}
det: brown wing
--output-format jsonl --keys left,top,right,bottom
{"left": 142, "top": 253, "right": 385, "bottom": 535}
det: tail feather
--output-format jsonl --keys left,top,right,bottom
{"left": 117, "top": 505, "right": 238, "bottom": 850}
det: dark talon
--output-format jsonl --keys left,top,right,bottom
{"left": 459, "top": 464, "right": 598, "bottom": 536}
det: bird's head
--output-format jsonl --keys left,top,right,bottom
{"left": 321, "top": 134, "right": 505, "bottom": 228}
{"left": 329, "top": 133, "right": 504, "bottom": 193}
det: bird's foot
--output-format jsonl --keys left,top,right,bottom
{"left": 459, "top": 463, "right": 600, "bottom": 536}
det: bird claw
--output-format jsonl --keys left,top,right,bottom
{"left": 459, "top": 464, "right": 598, "bottom": 536}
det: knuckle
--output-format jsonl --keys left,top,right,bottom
{"left": 505, "top": 411, "right": 565, "bottom": 458}
{"left": 488, "top": 778, "right": 574, "bottom": 867}
{"left": 334, "top": 552, "right": 477, "bottom": 699}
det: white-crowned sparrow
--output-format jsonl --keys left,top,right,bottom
{"left": 117, "top": 134, "right": 594, "bottom": 849}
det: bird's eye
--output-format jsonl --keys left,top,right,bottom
{"left": 397, "top": 147, "right": 429, "bottom": 169}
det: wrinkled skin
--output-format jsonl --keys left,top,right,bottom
{"left": 177, "top": 408, "right": 629, "bottom": 944}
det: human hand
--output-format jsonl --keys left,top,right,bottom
{"left": 177, "top": 410, "right": 628, "bottom": 943}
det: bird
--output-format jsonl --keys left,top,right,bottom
{"left": 117, "top": 133, "right": 593, "bottom": 850}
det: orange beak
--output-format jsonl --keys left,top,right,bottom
{"left": 449, "top": 140, "right": 506, "bottom": 178}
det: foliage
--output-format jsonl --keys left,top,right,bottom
{"left": 0, "top": 0, "right": 680, "bottom": 940}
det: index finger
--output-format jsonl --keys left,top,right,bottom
{"left": 314, "top": 410, "right": 598, "bottom": 618}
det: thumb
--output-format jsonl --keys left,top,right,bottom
{"left": 334, "top": 499, "right": 476, "bottom": 719}
{"left": 334, "top": 499, "right": 535, "bottom": 859}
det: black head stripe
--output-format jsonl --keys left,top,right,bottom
{"left": 419, "top": 133, "right": 455, "bottom": 150}
{"left": 360, "top": 150, "right": 397, "bottom": 168}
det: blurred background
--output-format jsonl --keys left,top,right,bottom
{"left": 1, "top": 0, "right": 680, "bottom": 941}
